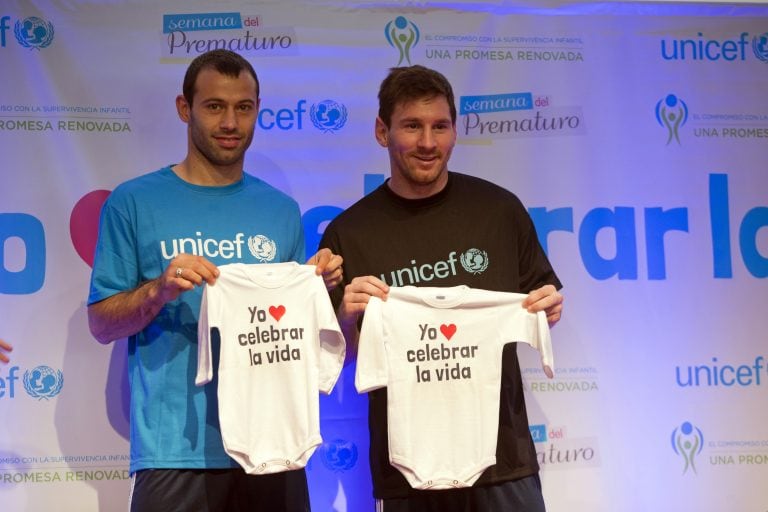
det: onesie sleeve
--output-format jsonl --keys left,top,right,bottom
{"left": 314, "top": 276, "right": 346, "bottom": 394}
{"left": 355, "top": 297, "right": 389, "bottom": 393}
{"left": 195, "top": 283, "right": 214, "bottom": 386}
{"left": 532, "top": 310, "right": 554, "bottom": 379}
{"left": 500, "top": 301, "right": 554, "bottom": 379}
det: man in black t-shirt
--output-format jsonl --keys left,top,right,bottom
{"left": 320, "top": 65, "right": 564, "bottom": 512}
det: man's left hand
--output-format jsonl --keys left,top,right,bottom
{"left": 523, "top": 284, "right": 564, "bottom": 327}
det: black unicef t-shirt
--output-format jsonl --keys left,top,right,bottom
{"left": 320, "top": 171, "right": 562, "bottom": 499}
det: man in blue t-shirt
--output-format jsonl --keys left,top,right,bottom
{"left": 87, "top": 49, "right": 342, "bottom": 512}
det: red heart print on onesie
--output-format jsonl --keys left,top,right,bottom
{"left": 269, "top": 305, "right": 286, "bottom": 321}
{"left": 440, "top": 324, "right": 457, "bottom": 340}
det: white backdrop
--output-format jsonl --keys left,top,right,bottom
{"left": 1, "top": 1, "right": 767, "bottom": 511}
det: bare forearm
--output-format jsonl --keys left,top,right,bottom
{"left": 88, "top": 279, "right": 167, "bottom": 344}
{"left": 87, "top": 254, "right": 219, "bottom": 344}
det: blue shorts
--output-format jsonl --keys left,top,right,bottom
{"left": 376, "top": 474, "right": 546, "bottom": 512}
{"left": 129, "top": 468, "right": 310, "bottom": 512}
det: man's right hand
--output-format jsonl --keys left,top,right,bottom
{"left": 338, "top": 275, "right": 389, "bottom": 340}
{"left": 88, "top": 253, "right": 218, "bottom": 344}
{"left": 156, "top": 254, "right": 220, "bottom": 303}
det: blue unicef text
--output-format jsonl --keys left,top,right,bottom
{"left": 0, "top": 366, "right": 19, "bottom": 398}
{"left": 661, "top": 32, "right": 750, "bottom": 61}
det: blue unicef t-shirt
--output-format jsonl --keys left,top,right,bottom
{"left": 88, "top": 167, "right": 306, "bottom": 474}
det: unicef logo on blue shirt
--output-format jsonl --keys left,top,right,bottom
{"left": 320, "top": 439, "right": 358, "bottom": 472}
{"left": 247, "top": 235, "right": 277, "bottom": 262}
{"left": 310, "top": 100, "right": 348, "bottom": 133}
{"left": 23, "top": 365, "right": 64, "bottom": 400}
{"left": 14, "top": 16, "right": 55, "bottom": 50}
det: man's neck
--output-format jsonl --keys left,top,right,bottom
{"left": 387, "top": 172, "right": 449, "bottom": 200}
{"left": 172, "top": 155, "right": 243, "bottom": 186}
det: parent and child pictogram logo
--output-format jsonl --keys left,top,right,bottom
{"left": 654, "top": 93, "right": 768, "bottom": 145}
{"left": 671, "top": 421, "right": 704, "bottom": 474}
{"left": 655, "top": 94, "right": 688, "bottom": 146}
{"left": 385, "top": 16, "right": 420, "bottom": 65}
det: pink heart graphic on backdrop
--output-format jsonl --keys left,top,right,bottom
{"left": 269, "top": 305, "right": 286, "bottom": 321}
{"left": 440, "top": 324, "right": 457, "bottom": 340}
{"left": 70, "top": 190, "right": 112, "bottom": 268}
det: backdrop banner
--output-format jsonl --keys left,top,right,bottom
{"left": 1, "top": 1, "right": 766, "bottom": 511}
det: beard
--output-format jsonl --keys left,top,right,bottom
{"left": 400, "top": 149, "right": 451, "bottom": 184}
{"left": 188, "top": 117, "right": 254, "bottom": 168}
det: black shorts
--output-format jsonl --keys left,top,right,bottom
{"left": 128, "top": 468, "right": 310, "bottom": 512}
{"left": 376, "top": 474, "right": 546, "bottom": 512}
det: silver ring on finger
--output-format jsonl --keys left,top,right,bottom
{"left": 175, "top": 267, "right": 184, "bottom": 278}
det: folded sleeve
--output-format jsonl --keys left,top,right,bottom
{"left": 355, "top": 297, "right": 389, "bottom": 393}
{"left": 195, "top": 283, "right": 214, "bottom": 386}
{"left": 315, "top": 276, "right": 346, "bottom": 394}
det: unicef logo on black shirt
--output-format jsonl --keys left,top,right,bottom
{"left": 460, "top": 248, "right": 489, "bottom": 275}
{"left": 23, "top": 365, "right": 64, "bottom": 400}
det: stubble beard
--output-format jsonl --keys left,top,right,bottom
{"left": 190, "top": 120, "right": 253, "bottom": 168}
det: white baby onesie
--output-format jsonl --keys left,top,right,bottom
{"left": 196, "top": 262, "right": 345, "bottom": 474}
{"left": 356, "top": 285, "right": 553, "bottom": 490}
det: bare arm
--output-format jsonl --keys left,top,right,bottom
{"left": 88, "top": 254, "right": 219, "bottom": 344}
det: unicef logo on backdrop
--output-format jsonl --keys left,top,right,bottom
{"left": 671, "top": 421, "right": 704, "bottom": 475}
{"left": 320, "top": 439, "right": 358, "bottom": 472}
{"left": 310, "top": 100, "right": 348, "bottom": 133}
{"left": 752, "top": 32, "right": 768, "bottom": 62}
{"left": 385, "top": 16, "right": 420, "bottom": 65}
{"left": 247, "top": 235, "right": 276, "bottom": 262}
{"left": 14, "top": 16, "right": 55, "bottom": 50}
{"left": 460, "top": 248, "right": 489, "bottom": 275}
{"left": 655, "top": 94, "right": 688, "bottom": 145}
{"left": 23, "top": 365, "right": 64, "bottom": 400}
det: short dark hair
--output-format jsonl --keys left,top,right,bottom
{"left": 377, "top": 65, "right": 457, "bottom": 127}
{"left": 182, "top": 49, "right": 260, "bottom": 105}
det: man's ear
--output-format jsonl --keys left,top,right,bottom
{"left": 176, "top": 95, "right": 190, "bottom": 122}
{"left": 374, "top": 116, "right": 389, "bottom": 147}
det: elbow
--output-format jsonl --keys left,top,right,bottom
{"left": 87, "top": 306, "right": 115, "bottom": 345}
